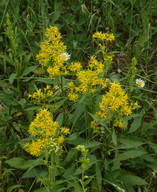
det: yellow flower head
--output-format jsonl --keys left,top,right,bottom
{"left": 96, "top": 83, "right": 138, "bottom": 119}
{"left": 25, "top": 138, "right": 49, "bottom": 156}
{"left": 57, "top": 135, "right": 64, "bottom": 144}
{"left": 36, "top": 26, "right": 69, "bottom": 78}
{"left": 28, "top": 86, "right": 53, "bottom": 105}
{"left": 28, "top": 109, "right": 58, "bottom": 137}
{"left": 61, "top": 127, "right": 70, "bottom": 135}
{"left": 93, "top": 32, "right": 115, "bottom": 41}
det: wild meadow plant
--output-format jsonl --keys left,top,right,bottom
{"left": 4, "top": 25, "right": 157, "bottom": 192}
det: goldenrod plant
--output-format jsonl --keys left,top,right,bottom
{"left": 1, "top": 2, "right": 157, "bottom": 191}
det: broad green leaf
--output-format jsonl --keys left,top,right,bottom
{"left": 63, "top": 149, "right": 77, "bottom": 165}
{"left": 51, "top": 11, "right": 61, "bottom": 23}
{"left": 129, "top": 116, "right": 142, "bottom": 133}
{"left": 21, "top": 65, "right": 38, "bottom": 77}
{"left": 118, "top": 139, "right": 144, "bottom": 149}
{"left": 81, "top": 141, "right": 101, "bottom": 149}
{"left": 22, "top": 53, "right": 32, "bottom": 68}
{"left": 35, "top": 78, "right": 54, "bottom": 84}
{"left": 67, "top": 136, "right": 86, "bottom": 146}
{"left": 149, "top": 142, "right": 157, "bottom": 154}
{"left": 6, "top": 157, "right": 44, "bottom": 170}
{"left": 26, "top": 106, "right": 41, "bottom": 111}
{"left": 114, "top": 150, "right": 147, "bottom": 161}
{"left": 22, "top": 167, "right": 39, "bottom": 178}
{"left": 56, "top": 112, "right": 64, "bottom": 126}
{"left": 9, "top": 73, "right": 16, "bottom": 84}
{"left": 63, "top": 164, "right": 76, "bottom": 179}
{"left": 121, "top": 174, "right": 148, "bottom": 185}
{"left": 142, "top": 153, "right": 156, "bottom": 163}
{"left": 71, "top": 103, "right": 85, "bottom": 128}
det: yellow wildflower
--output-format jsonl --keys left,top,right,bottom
{"left": 57, "top": 136, "right": 64, "bottom": 144}
{"left": 25, "top": 138, "right": 48, "bottom": 156}
{"left": 69, "top": 62, "right": 82, "bottom": 72}
{"left": 28, "top": 109, "right": 58, "bottom": 137}
{"left": 113, "top": 119, "right": 124, "bottom": 128}
{"left": 28, "top": 85, "right": 53, "bottom": 105}
{"left": 61, "top": 127, "right": 70, "bottom": 134}
{"left": 93, "top": 31, "right": 115, "bottom": 41}
{"left": 96, "top": 83, "right": 138, "bottom": 119}
{"left": 36, "top": 26, "right": 69, "bottom": 78}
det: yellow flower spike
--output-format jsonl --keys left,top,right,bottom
{"left": 97, "top": 83, "right": 138, "bottom": 119}
{"left": 57, "top": 135, "right": 64, "bottom": 144}
{"left": 69, "top": 62, "right": 82, "bottom": 72}
{"left": 24, "top": 138, "right": 48, "bottom": 156}
{"left": 113, "top": 119, "right": 124, "bottom": 128}
{"left": 68, "top": 92, "right": 78, "bottom": 101}
{"left": 28, "top": 86, "right": 53, "bottom": 104}
{"left": 61, "top": 127, "right": 70, "bottom": 135}
{"left": 36, "top": 26, "right": 71, "bottom": 78}
{"left": 28, "top": 109, "right": 58, "bottom": 137}
{"left": 93, "top": 31, "right": 115, "bottom": 41}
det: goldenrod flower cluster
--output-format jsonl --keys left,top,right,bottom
{"left": 96, "top": 83, "right": 138, "bottom": 128}
{"left": 36, "top": 26, "right": 82, "bottom": 78}
{"left": 68, "top": 62, "right": 82, "bottom": 72}
{"left": 25, "top": 109, "right": 70, "bottom": 156}
{"left": 67, "top": 56, "right": 107, "bottom": 100}
{"left": 36, "top": 26, "right": 68, "bottom": 77}
{"left": 67, "top": 30, "right": 115, "bottom": 101}
{"left": 28, "top": 85, "right": 53, "bottom": 104}
{"left": 93, "top": 31, "right": 115, "bottom": 41}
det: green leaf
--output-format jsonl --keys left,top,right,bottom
{"left": 71, "top": 103, "right": 85, "bottom": 128}
{"left": 81, "top": 141, "right": 101, "bottom": 149}
{"left": 56, "top": 112, "right": 64, "bottom": 126}
{"left": 35, "top": 78, "right": 54, "bottom": 84}
{"left": 121, "top": 174, "right": 148, "bottom": 186}
{"left": 34, "top": 187, "right": 47, "bottom": 192}
{"left": 142, "top": 153, "right": 156, "bottom": 163}
{"left": 53, "top": 99, "right": 67, "bottom": 111}
{"left": 142, "top": 121, "right": 157, "bottom": 132}
{"left": 0, "top": 55, "right": 14, "bottom": 65}
{"left": 118, "top": 139, "right": 144, "bottom": 149}
{"left": 7, "top": 185, "right": 23, "bottom": 192}
{"left": 63, "top": 164, "right": 76, "bottom": 179}
{"left": 129, "top": 116, "right": 142, "bottom": 133}
{"left": 149, "top": 143, "right": 157, "bottom": 154}
{"left": 112, "top": 129, "right": 117, "bottom": 146}
{"left": 21, "top": 65, "right": 38, "bottom": 77}
{"left": 63, "top": 149, "right": 77, "bottom": 165}
{"left": 67, "top": 136, "right": 86, "bottom": 146}
{"left": 95, "top": 162, "right": 102, "bottom": 190}
{"left": 6, "top": 157, "right": 44, "bottom": 170}
{"left": 9, "top": 73, "right": 16, "bottom": 84}
{"left": 114, "top": 150, "right": 147, "bottom": 161}
{"left": 51, "top": 11, "right": 61, "bottom": 23}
